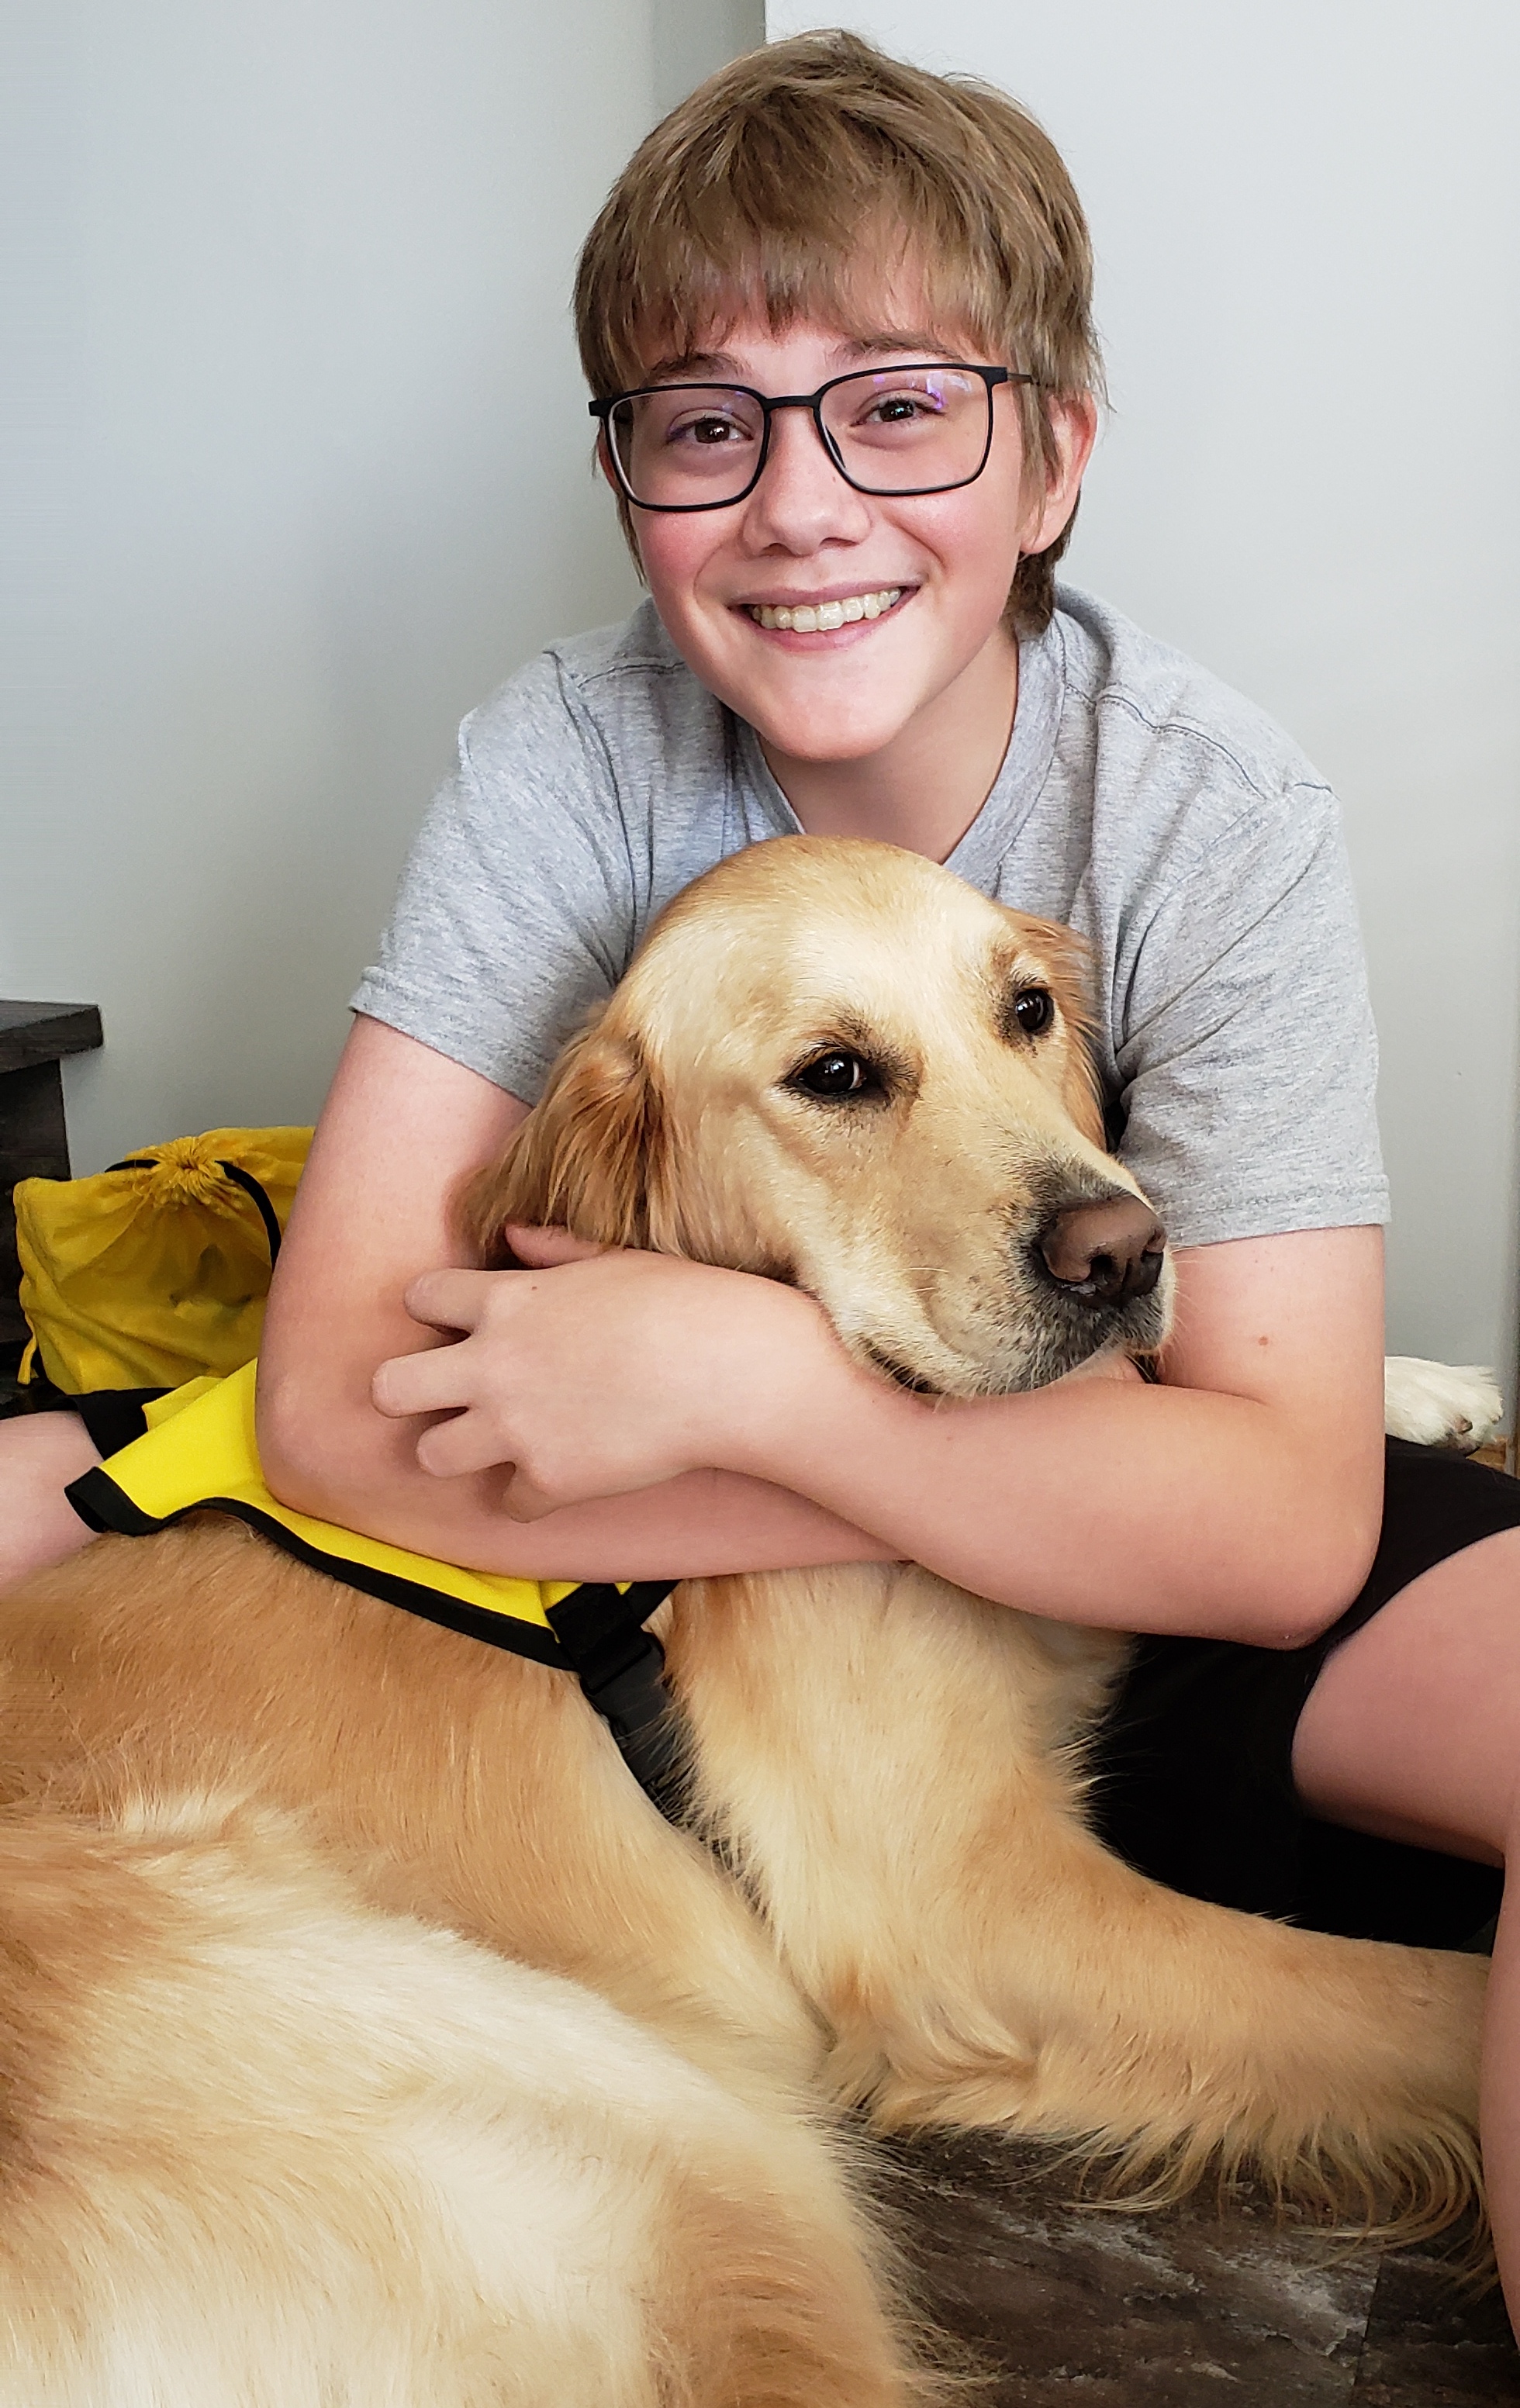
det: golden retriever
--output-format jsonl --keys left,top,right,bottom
{"left": 0, "top": 836, "right": 1487, "bottom": 2406}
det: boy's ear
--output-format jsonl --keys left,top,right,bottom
{"left": 594, "top": 426, "right": 634, "bottom": 513}
{"left": 592, "top": 428, "right": 648, "bottom": 582}
{"left": 461, "top": 1018, "right": 668, "bottom": 1263}
{"left": 1024, "top": 392, "right": 1097, "bottom": 554}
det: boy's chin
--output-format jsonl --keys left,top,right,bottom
{"left": 722, "top": 647, "right": 938, "bottom": 763}
{"left": 743, "top": 689, "right": 928, "bottom": 766}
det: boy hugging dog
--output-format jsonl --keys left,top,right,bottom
{"left": 5, "top": 27, "right": 1519, "bottom": 2362}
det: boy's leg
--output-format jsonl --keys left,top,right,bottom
{"left": 1293, "top": 1525, "right": 1520, "bottom": 2321}
{"left": 0, "top": 1412, "right": 102, "bottom": 1592}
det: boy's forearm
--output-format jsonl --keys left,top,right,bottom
{"left": 258, "top": 1380, "right": 891, "bottom": 1583}
{"left": 726, "top": 1356, "right": 1382, "bottom": 1648}
{"left": 508, "top": 1469, "right": 896, "bottom": 1578}
{"left": 262, "top": 1363, "right": 1376, "bottom": 1647}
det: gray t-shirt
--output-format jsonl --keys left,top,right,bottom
{"left": 352, "top": 585, "right": 1388, "bottom": 1250}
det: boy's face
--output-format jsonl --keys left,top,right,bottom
{"left": 615, "top": 294, "right": 1092, "bottom": 773}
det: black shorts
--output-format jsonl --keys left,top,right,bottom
{"left": 1090, "top": 1439, "right": 1520, "bottom": 1946}
{"left": 67, "top": 1385, "right": 174, "bottom": 1457}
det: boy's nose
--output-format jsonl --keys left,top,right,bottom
{"left": 739, "top": 408, "right": 874, "bottom": 551}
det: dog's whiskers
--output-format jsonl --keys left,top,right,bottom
{"left": 858, "top": 1342, "right": 941, "bottom": 1396}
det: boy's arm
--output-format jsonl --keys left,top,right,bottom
{"left": 256, "top": 1015, "right": 892, "bottom": 1577}
{"left": 701, "top": 1221, "right": 1388, "bottom": 1648}
{"left": 382, "top": 1219, "right": 1387, "bottom": 1650}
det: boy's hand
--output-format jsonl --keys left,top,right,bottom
{"left": 371, "top": 1225, "right": 837, "bottom": 1519}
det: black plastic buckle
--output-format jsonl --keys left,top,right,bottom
{"left": 545, "top": 1579, "right": 693, "bottom": 1827}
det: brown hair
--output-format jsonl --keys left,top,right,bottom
{"left": 573, "top": 29, "right": 1101, "bottom": 635}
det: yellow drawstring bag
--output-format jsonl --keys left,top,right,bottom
{"left": 14, "top": 1126, "right": 312, "bottom": 1393}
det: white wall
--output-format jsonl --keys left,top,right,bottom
{"left": 655, "top": 0, "right": 767, "bottom": 115}
{"left": 4, "top": 1, "right": 751, "bottom": 1174}
{"left": 771, "top": 2, "right": 1520, "bottom": 1400}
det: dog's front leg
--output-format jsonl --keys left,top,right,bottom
{"left": 670, "top": 1563, "right": 1486, "bottom": 2244}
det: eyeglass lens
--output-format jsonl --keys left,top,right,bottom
{"left": 608, "top": 367, "right": 994, "bottom": 508}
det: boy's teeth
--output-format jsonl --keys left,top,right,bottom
{"left": 751, "top": 587, "right": 903, "bottom": 633}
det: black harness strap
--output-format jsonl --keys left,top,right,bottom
{"left": 66, "top": 1407, "right": 694, "bottom": 1833}
{"left": 545, "top": 1579, "right": 692, "bottom": 1827}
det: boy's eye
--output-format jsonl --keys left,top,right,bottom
{"left": 861, "top": 389, "right": 942, "bottom": 427}
{"left": 665, "top": 410, "right": 750, "bottom": 449}
{"left": 826, "top": 368, "right": 983, "bottom": 462}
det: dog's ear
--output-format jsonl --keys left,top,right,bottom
{"left": 461, "top": 1020, "right": 668, "bottom": 1263}
{"left": 1002, "top": 911, "right": 1107, "bottom": 1152}
{"left": 1042, "top": 927, "right": 1107, "bottom": 1151}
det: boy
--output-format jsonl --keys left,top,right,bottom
{"left": 6, "top": 30, "right": 1518, "bottom": 2320}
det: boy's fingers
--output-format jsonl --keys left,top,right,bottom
{"left": 499, "top": 1467, "right": 556, "bottom": 1522}
{"left": 402, "top": 1269, "right": 494, "bottom": 1332}
{"left": 501, "top": 1223, "right": 606, "bottom": 1267}
{"left": 371, "top": 1345, "right": 472, "bottom": 1419}
{"left": 413, "top": 1413, "right": 509, "bottom": 1480}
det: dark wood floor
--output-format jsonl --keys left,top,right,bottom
{"left": 892, "top": 2131, "right": 1518, "bottom": 2405}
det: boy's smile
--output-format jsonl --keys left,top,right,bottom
{"left": 746, "top": 585, "right": 905, "bottom": 636}
{"left": 616, "top": 308, "right": 1092, "bottom": 852}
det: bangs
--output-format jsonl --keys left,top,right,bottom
{"left": 616, "top": 214, "right": 1013, "bottom": 391}
{"left": 576, "top": 39, "right": 1097, "bottom": 402}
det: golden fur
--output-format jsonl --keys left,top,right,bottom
{"left": 0, "top": 837, "right": 1487, "bottom": 2403}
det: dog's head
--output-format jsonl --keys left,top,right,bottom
{"left": 465, "top": 837, "right": 1172, "bottom": 1395}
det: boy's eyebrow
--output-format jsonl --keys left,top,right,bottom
{"left": 843, "top": 330, "right": 966, "bottom": 361}
{"left": 639, "top": 330, "right": 971, "bottom": 385}
{"left": 641, "top": 348, "right": 747, "bottom": 382}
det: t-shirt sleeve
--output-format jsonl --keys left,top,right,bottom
{"left": 1111, "top": 793, "right": 1389, "bottom": 1249}
{"left": 350, "top": 652, "right": 637, "bottom": 1102}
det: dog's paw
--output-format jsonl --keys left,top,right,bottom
{"left": 1384, "top": 1357, "right": 1504, "bottom": 1452}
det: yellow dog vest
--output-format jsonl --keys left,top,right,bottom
{"left": 66, "top": 1360, "right": 597, "bottom": 1667}
{"left": 66, "top": 1363, "right": 689, "bottom": 1817}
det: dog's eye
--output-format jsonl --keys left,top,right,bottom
{"left": 1010, "top": 986, "right": 1055, "bottom": 1038}
{"left": 793, "top": 1049, "right": 877, "bottom": 1099}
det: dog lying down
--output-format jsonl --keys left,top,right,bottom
{"left": 0, "top": 838, "right": 1493, "bottom": 2407}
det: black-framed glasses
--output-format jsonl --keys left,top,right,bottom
{"left": 589, "top": 363, "right": 1032, "bottom": 513}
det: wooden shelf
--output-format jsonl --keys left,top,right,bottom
{"left": 0, "top": 1003, "right": 105, "bottom": 1076}
{"left": 0, "top": 1001, "right": 105, "bottom": 1353}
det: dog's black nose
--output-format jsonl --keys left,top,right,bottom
{"left": 1038, "top": 1194, "right": 1166, "bottom": 1307}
